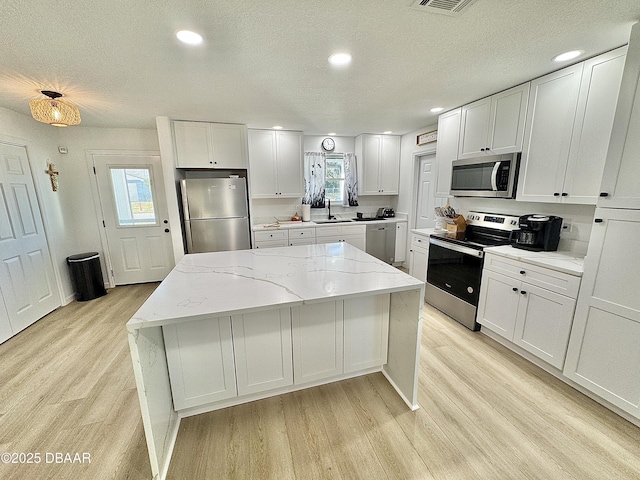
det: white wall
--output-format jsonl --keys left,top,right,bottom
{"left": 0, "top": 107, "right": 160, "bottom": 303}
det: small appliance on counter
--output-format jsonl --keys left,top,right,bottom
{"left": 375, "top": 207, "right": 395, "bottom": 218}
{"left": 513, "top": 214, "right": 562, "bottom": 252}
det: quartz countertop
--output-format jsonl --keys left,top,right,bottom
{"left": 484, "top": 245, "right": 584, "bottom": 276}
{"left": 253, "top": 217, "right": 405, "bottom": 230}
{"left": 127, "top": 243, "right": 423, "bottom": 329}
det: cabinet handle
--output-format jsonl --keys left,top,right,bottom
{"left": 512, "top": 287, "right": 518, "bottom": 292}
{"left": 480, "top": 148, "right": 485, "bottom": 151}
{"left": 599, "top": 192, "right": 609, "bottom": 197}
{"left": 520, "top": 291, "right": 527, "bottom": 295}
{"left": 594, "top": 218, "right": 604, "bottom": 223}
{"left": 519, "top": 270, "right": 526, "bottom": 275}
{"left": 553, "top": 192, "right": 560, "bottom": 197}
{"left": 561, "top": 192, "right": 568, "bottom": 197}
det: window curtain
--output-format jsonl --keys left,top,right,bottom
{"left": 344, "top": 153, "right": 358, "bottom": 206}
{"left": 303, "top": 152, "right": 326, "bottom": 207}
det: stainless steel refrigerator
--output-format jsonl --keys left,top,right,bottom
{"left": 180, "top": 177, "right": 251, "bottom": 253}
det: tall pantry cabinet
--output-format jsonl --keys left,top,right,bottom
{"left": 563, "top": 23, "right": 640, "bottom": 421}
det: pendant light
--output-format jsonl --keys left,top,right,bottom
{"left": 29, "top": 90, "right": 81, "bottom": 127}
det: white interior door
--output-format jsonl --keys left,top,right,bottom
{"left": 93, "top": 154, "right": 173, "bottom": 285}
{"left": 0, "top": 142, "right": 60, "bottom": 343}
{"left": 414, "top": 154, "right": 437, "bottom": 229}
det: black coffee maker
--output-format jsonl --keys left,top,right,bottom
{"left": 513, "top": 214, "right": 563, "bottom": 251}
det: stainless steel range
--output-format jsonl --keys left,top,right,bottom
{"left": 425, "top": 211, "right": 520, "bottom": 330}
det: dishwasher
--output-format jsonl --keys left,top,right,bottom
{"left": 365, "top": 223, "right": 396, "bottom": 264}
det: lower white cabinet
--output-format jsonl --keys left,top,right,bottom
{"left": 394, "top": 222, "right": 408, "bottom": 263}
{"left": 254, "top": 229, "right": 288, "bottom": 248}
{"left": 478, "top": 254, "right": 580, "bottom": 369}
{"left": 163, "top": 295, "right": 391, "bottom": 412}
{"left": 292, "top": 302, "right": 344, "bottom": 384}
{"left": 315, "top": 224, "right": 366, "bottom": 251}
{"left": 563, "top": 209, "right": 640, "bottom": 419}
{"left": 408, "top": 233, "right": 429, "bottom": 282}
{"left": 343, "top": 295, "right": 390, "bottom": 373}
{"left": 232, "top": 309, "right": 293, "bottom": 396}
{"left": 163, "top": 317, "right": 237, "bottom": 410}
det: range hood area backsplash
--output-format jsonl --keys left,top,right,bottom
{"left": 446, "top": 196, "right": 595, "bottom": 255}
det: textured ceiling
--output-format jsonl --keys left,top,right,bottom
{"left": 1, "top": 0, "right": 639, "bottom": 136}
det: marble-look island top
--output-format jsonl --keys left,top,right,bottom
{"left": 128, "top": 243, "right": 423, "bottom": 329}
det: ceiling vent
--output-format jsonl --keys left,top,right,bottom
{"left": 411, "top": 0, "right": 480, "bottom": 16}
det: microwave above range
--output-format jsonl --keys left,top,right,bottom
{"left": 450, "top": 153, "right": 520, "bottom": 198}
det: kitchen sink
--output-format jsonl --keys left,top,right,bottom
{"left": 313, "top": 218, "right": 354, "bottom": 224}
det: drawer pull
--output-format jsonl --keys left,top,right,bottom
{"left": 594, "top": 218, "right": 604, "bottom": 223}
{"left": 519, "top": 270, "right": 526, "bottom": 275}
{"left": 599, "top": 192, "right": 609, "bottom": 197}
{"left": 520, "top": 291, "right": 527, "bottom": 295}
{"left": 512, "top": 287, "right": 518, "bottom": 292}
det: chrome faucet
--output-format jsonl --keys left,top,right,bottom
{"left": 327, "top": 199, "right": 335, "bottom": 219}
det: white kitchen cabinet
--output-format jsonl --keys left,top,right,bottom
{"left": 355, "top": 134, "right": 401, "bottom": 195}
{"left": 394, "top": 221, "right": 408, "bottom": 263}
{"left": 563, "top": 208, "right": 640, "bottom": 419}
{"left": 292, "top": 302, "right": 344, "bottom": 384}
{"left": 254, "top": 229, "right": 288, "bottom": 248}
{"left": 408, "top": 233, "right": 429, "bottom": 282}
{"left": 315, "top": 224, "right": 366, "bottom": 251}
{"left": 248, "top": 129, "right": 303, "bottom": 198}
{"left": 343, "top": 295, "right": 390, "bottom": 373}
{"left": 458, "top": 83, "right": 530, "bottom": 159}
{"left": 434, "top": 108, "right": 461, "bottom": 197}
{"left": 517, "top": 48, "right": 626, "bottom": 204}
{"left": 232, "top": 309, "right": 293, "bottom": 396}
{"left": 598, "top": 28, "right": 640, "bottom": 209}
{"left": 173, "top": 121, "right": 248, "bottom": 169}
{"left": 478, "top": 254, "right": 580, "bottom": 369}
{"left": 288, "top": 227, "right": 316, "bottom": 246}
{"left": 163, "top": 317, "right": 237, "bottom": 410}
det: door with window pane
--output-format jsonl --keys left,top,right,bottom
{"left": 93, "top": 154, "right": 173, "bottom": 285}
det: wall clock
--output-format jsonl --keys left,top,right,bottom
{"left": 321, "top": 137, "right": 335, "bottom": 152}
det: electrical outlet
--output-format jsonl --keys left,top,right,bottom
{"left": 562, "top": 220, "right": 573, "bottom": 233}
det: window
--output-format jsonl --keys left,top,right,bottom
{"left": 109, "top": 167, "right": 158, "bottom": 226}
{"left": 325, "top": 155, "right": 345, "bottom": 203}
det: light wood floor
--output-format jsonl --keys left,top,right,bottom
{"left": 1, "top": 284, "right": 639, "bottom": 479}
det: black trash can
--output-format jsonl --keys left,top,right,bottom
{"left": 67, "top": 252, "right": 108, "bottom": 301}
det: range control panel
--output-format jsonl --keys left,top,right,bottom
{"left": 466, "top": 211, "right": 520, "bottom": 231}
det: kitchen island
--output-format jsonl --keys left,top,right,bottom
{"left": 127, "top": 242, "right": 424, "bottom": 480}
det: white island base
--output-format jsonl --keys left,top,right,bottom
{"left": 127, "top": 243, "right": 424, "bottom": 480}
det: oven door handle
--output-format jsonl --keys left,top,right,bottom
{"left": 429, "top": 238, "right": 484, "bottom": 258}
{"left": 491, "top": 161, "right": 501, "bottom": 191}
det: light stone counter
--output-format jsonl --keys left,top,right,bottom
{"left": 127, "top": 243, "right": 424, "bottom": 480}
{"left": 485, "top": 245, "right": 584, "bottom": 276}
{"left": 253, "top": 217, "right": 404, "bottom": 230}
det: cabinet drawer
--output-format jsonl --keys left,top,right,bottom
{"left": 289, "top": 227, "right": 316, "bottom": 238}
{"left": 254, "top": 229, "right": 287, "bottom": 241}
{"left": 411, "top": 234, "right": 430, "bottom": 249}
{"left": 484, "top": 253, "right": 581, "bottom": 298}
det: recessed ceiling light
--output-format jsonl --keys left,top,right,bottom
{"left": 328, "top": 132, "right": 337, "bottom": 136}
{"left": 383, "top": 131, "right": 393, "bottom": 134}
{"left": 328, "top": 52, "right": 352, "bottom": 66}
{"left": 430, "top": 107, "right": 444, "bottom": 113}
{"left": 553, "top": 50, "right": 584, "bottom": 62}
{"left": 273, "top": 125, "right": 283, "bottom": 129}
{"left": 176, "top": 30, "right": 204, "bottom": 45}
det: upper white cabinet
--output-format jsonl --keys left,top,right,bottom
{"left": 248, "top": 129, "right": 303, "bottom": 198}
{"left": 598, "top": 30, "right": 640, "bottom": 209}
{"left": 563, "top": 209, "right": 640, "bottom": 420}
{"left": 434, "top": 108, "right": 461, "bottom": 197}
{"left": 517, "top": 47, "right": 626, "bottom": 204}
{"left": 458, "top": 83, "right": 530, "bottom": 159}
{"left": 173, "top": 121, "right": 248, "bottom": 169}
{"left": 355, "top": 134, "right": 401, "bottom": 195}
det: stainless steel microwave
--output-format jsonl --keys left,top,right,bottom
{"left": 450, "top": 153, "right": 520, "bottom": 198}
